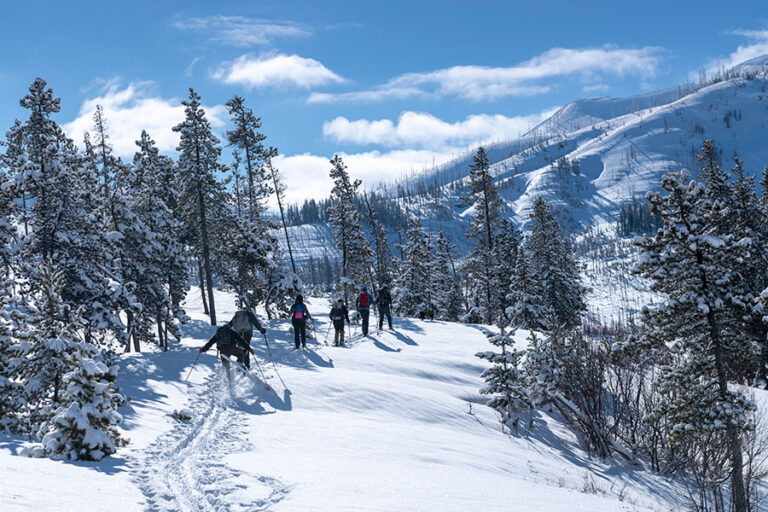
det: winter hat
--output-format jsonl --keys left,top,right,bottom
{"left": 296, "top": 294, "right": 304, "bottom": 303}
{"left": 362, "top": 286, "right": 367, "bottom": 292}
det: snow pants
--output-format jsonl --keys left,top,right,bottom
{"left": 378, "top": 304, "right": 392, "bottom": 330}
{"left": 219, "top": 344, "right": 249, "bottom": 382}
{"left": 359, "top": 309, "right": 370, "bottom": 336}
{"left": 293, "top": 319, "right": 307, "bottom": 348}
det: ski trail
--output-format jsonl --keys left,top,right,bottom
{"left": 131, "top": 372, "right": 290, "bottom": 512}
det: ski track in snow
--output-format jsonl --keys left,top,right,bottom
{"left": 130, "top": 372, "right": 289, "bottom": 512}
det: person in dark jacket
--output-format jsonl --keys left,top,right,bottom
{"left": 376, "top": 285, "right": 393, "bottom": 330}
{"left": 355, "top": 286, "right": 374, "bottom": 336}
{"left": 228, "top": 308, "right": 266, "bottom": 369}
{"left": 289, "top": 294, "right": 312, "bottom": 349}
{"left": 329, "top": 299, "right": 350, "bottom": 346}
{"left": 199, "top": 325, "right": 253, "bottom": 382}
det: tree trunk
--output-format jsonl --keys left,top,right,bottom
{"left": 198, "top": 188, "right": 216, "bottom": 325}
{"left": 198, "top": 257, "right": 209, "bottom": 315}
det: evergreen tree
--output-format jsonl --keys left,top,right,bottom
{"left": 526, "top": 197, "right": 585, "bottom": 328}
{"left": 393, "top": 218, "right": 433, "bottom": 316}
{"left": 39, "top": 346, "right": 126, "bottom": 461}
{"left": 508, "top": 245, "right": 548, "bottom": 331}
{"left": 363, "top": 191, "right": 396, "bottom": 288}
{"left": 225, "top": 96, "right": 271, "bottom": 221}
{"left": 634, "top": 170, "right": 753, "bottom": 511}
{"left": 173, "top": 88, "right": 224, "bottom": 325}
{"left": 131, "top": 131, "right": 189, "bottom": 350}
{"left": 463, "top": 147, "right": 505, "bottom": 323}
{"left": 432, "top": 231, "right": 462, "bottom": 321}
{"left": 476, "top": 324, "right": 531, "bottom": 430}
{"left": 327, "top": 155, "right": 372, "bottom": 301}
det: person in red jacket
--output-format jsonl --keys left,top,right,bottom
{"left": 355, "top": 286, "right": 375, "bottom": 336}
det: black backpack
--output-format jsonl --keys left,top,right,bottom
{"left": 216, "top": 325, "right": 246, "bottom": 351}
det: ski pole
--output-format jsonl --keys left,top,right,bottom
{"left": 262, "top": 333, "right": 287, "bottom": 389}
{"left": 262, "top": 332, "right": 274, "bottom": 361}
{"left": 250, "top": 353, "right": 271, "bottom": 391}
{"left": 185, "top": 351, "right": 202, "bottom": 382}
{"left": 324, "top": 322, "right": 332, "bottom": 343}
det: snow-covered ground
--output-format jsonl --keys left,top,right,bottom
{"left": 0, "top": 288, "right": 683, "bottom": 511}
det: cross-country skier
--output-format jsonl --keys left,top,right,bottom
{"left": 289, "top": 294, "right": 312, "bottom": 349}
{"left": 376, "top": 285, "right": 393, "bottom": 330}
{"left": 355, "top": 286, "right": 374, "bottom": 336}
{"left": 199, "top": 325, "right": 253, "bottom": 383}
{"left": 329, "top": 299, "right": 350, "bottom": 346}
{"left": 228, "top": 308, "right": 266, "bottom": 369}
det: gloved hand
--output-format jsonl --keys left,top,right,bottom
{"left": 199, "top": 347, "right": 204, "bottom": 353}
{"left": 250, "top": 347, "right": 255, "bottom": 354}
{"left": 260, "top": 328, "right": 266, "bottom": 334}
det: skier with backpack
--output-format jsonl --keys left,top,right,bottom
{"left": 228, "top": 308, "right": 266, "bottom": 368}
{"left": 329, "top": 299, "right": 350, "bottom": 346}
{"left": 355, "top": 286, "right": 374, "bottom": 337}
{"left": 376, "top": 285, "right": 393, "bottom": 330}
{"left": 199, "top": 325, "right": 253, "bottom": 383}
{"left": 289, "top": 294, "right": 312, "bottom": 349}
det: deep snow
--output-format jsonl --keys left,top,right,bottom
{"left": 0, "top": 288, "right": 684, "bottom": 511}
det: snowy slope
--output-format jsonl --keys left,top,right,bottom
{"left": 0, "top": 288, "right": 683, "bottom": 511}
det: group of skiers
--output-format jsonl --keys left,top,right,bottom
{"left": 199, "top": 285, "right": 395, "bottom": 379}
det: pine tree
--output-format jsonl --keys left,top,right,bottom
{"left": 432, "top": 231, "right": 462, "bottom": 320}
{"left": 327, "top": 155, "right": 372, "bottom": 301}
{"left": 526, "top": 197, "right": 585, "bottom": 328}
{"left": 463, "top": 147, "right": 505, "bottom": 323}
{"left": 476, "top": 324, "right": 531, "bottom": 430}
{"left": 363, "top": 191, "right": 396, "bottom": 288}
{"left": 634, "top": 170, "right": 753, "bottom": 512}
{"left": 508, "top": 245, "right": 548, "bottom": 331}
{"left": 225, "top": 96, "right": 271, "bottom": 222}
{"left": 9, "top": 263, "right": 87, "bottom": 431}
{"left": 173, "top": 88, "right": 224, "bottom": 325}
{"left": 394, "top": 218, "right": 433, "bottom": 316}
{"left": 131, "top": 131, "right": 189, "bottom": 350}
{"left": 39, "top": 346, "right": 126, "bottom": 461}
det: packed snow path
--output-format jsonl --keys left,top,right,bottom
{"left": 0, "top": 290, "right": 682, "bottom": 511}
{"left": 131, "top": 371, "right": 290, "bottom": 512}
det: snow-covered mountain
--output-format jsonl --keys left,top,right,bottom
{"left": 283, "top": 54, "right": 768, "bottom": 266}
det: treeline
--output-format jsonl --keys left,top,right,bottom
{"left": 478, "top": 140, "right": 768, "bottom": 512}
{"left": 0, "top": 79, "right": 300, "bottom": 459}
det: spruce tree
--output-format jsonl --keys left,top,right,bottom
{"left": 432, "top": 231, "right": 462, "bottom": 320}
{"left": 463, "top": 147, "right": 505, "bottom": 323}
{"left": 394, "top": 218, "right": 433, "bottom": 316}
{"left": 526, "top": 197, "right": 585, "bottom": 328}
{"left": 634, "top": 170, "right": 753, "bottom": 511}
{"left": 476, "top": 324, "right": 530, "bottom": 430}
{"left": 327, "top": 155, "right": 372, "bottom": 301}
{"left": 173, "top": 88, "right": 223, "bottom": 325}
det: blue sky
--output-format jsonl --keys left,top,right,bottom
{"left": 1, "top": 0, "right": 767, "bottom": 204}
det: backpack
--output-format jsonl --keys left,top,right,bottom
{"left": 330, "top": 307, "right": 343, "bottom": 321}
{"left": 378, "top": 291, "right": 391, "bottom": 306}
{"left": 359, "top": 293, "right": 369, "bottom": 308}
{"left": 216, "top": 326, "right": 243, "bottom": 350}
{"left": 293, "top": 303, "right": 305, "bottom": 320}
{"left": 232, "top": 310, "right": 251, "bottom": 333}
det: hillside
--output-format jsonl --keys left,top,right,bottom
{"left": 1, "top": 290, "right": 683, "bottom": 511}
{"left": 284, "top": 55, "right": 768, "bottom": 265}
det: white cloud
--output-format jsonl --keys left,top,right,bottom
{"left": 322, "top": 110, "right": 555, "bottom": 150}
{"left": 307, "top": 45, "right": 662, "bottom": 103}
{"left": 174, "top": 15, "right": 311, "bottom": 46}
{"left": 213, "top": 53, "right": 345, "bottom": 89}
{"left": 707, "top": 29, "right": 768, "bottom": 70}
{"left": 63, "top": 80, "right": 227, "bottom": 158}
{"left": 273, "top": 149, "right": 457, "bottom": 206}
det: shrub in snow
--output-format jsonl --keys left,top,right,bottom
{"left": 476, "top": 325, "right": 531, "bottom": 431}
{"left": 39, "top": 350, "right": 126, "bottom": 461}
